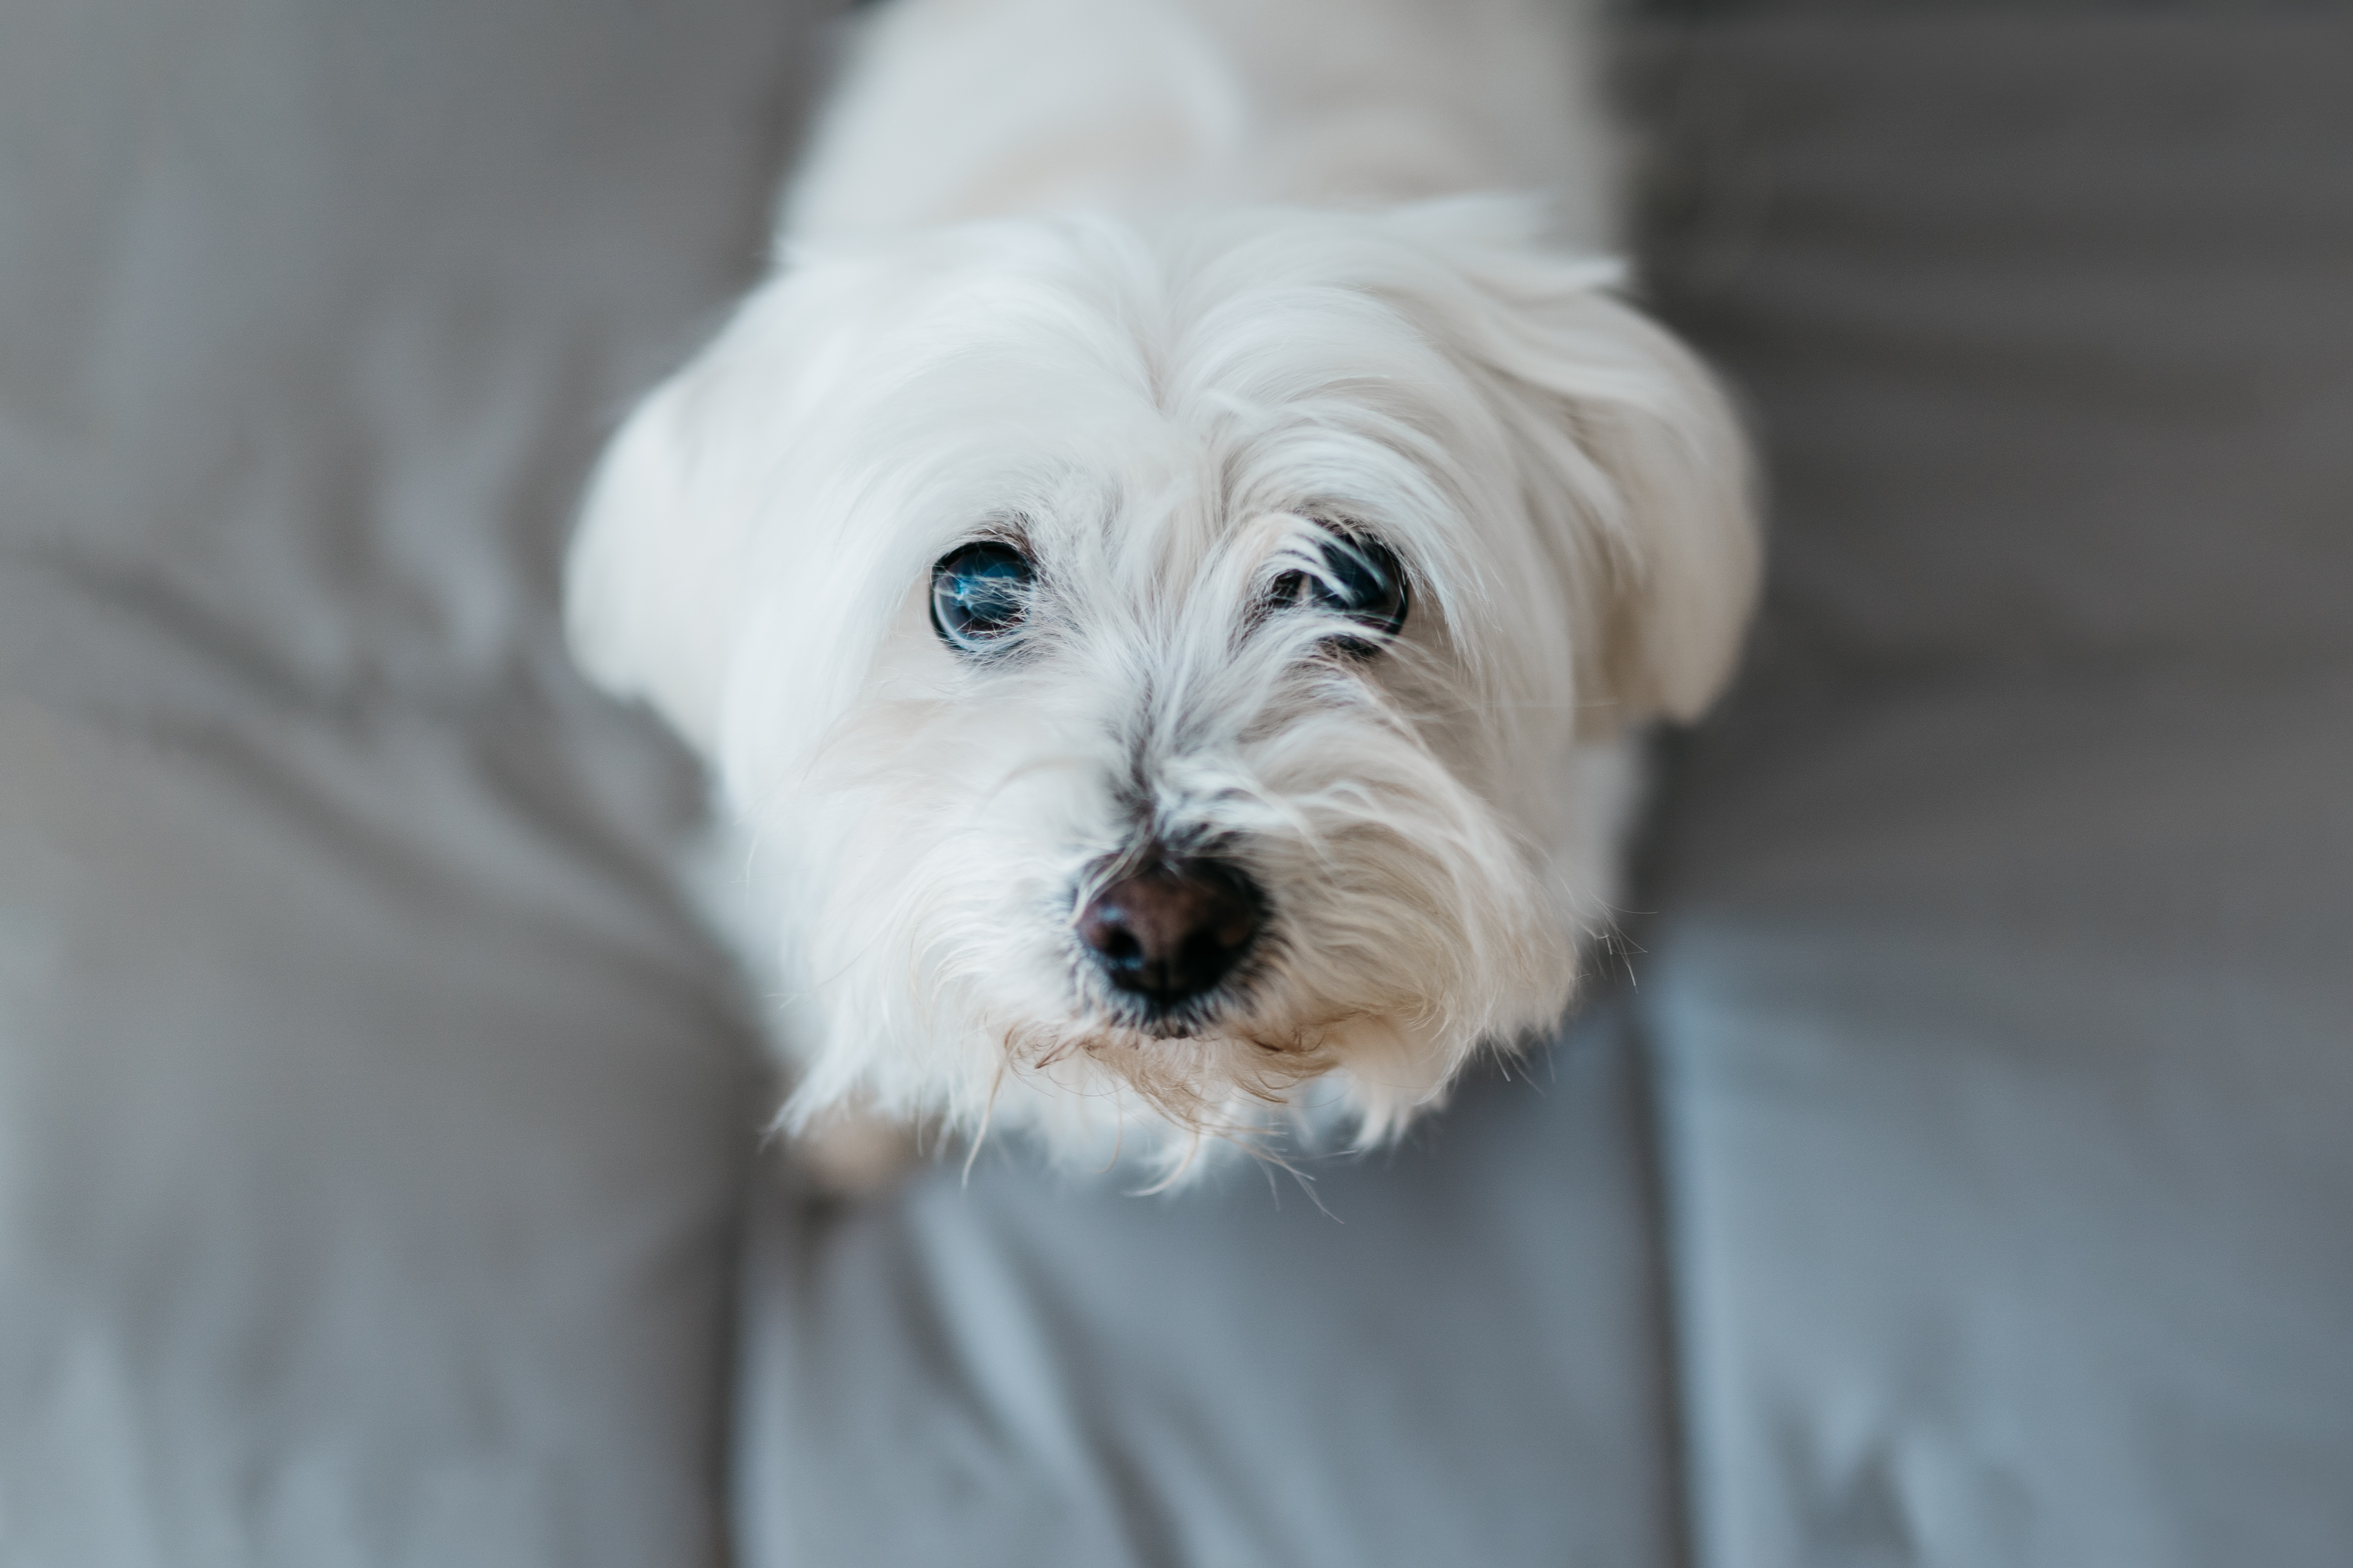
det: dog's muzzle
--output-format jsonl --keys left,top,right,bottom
{"left": 1076, "top": 855, "right": 1262, "bottom": 1017}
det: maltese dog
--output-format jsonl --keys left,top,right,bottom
{"left": 566, "top": 0, "right": 1759, "bottom": 1186}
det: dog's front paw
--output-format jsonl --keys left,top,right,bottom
{"left": 791, "top": 1105, "right": 925, "bottom": 1199}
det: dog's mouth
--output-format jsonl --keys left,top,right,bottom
{"left": 1081, "top": 936, "right": 1272, "bottom": 1040}
{"left": 1104, "top": 991, "right": 1243, "bottom": 1040}
{"left": 1008, "top": 996, "right": 1343, "bottom": 1139}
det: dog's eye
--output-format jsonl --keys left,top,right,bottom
{"left": 1272, "top": 532, "right": 1409, "bottom": 653}
{"left": 930, "top": 541, "right": 1034, "bottom": 652}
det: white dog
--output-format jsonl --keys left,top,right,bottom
{"left": 566, "top": 0, "right": 1758, "bottom": 1186}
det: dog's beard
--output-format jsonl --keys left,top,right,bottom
{"left": 740, "top": 589, "right": 1584, "bottom": 1183}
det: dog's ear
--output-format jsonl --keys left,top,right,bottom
{"left": 566, "top": 284, "right": 809, "bottom": 756}
{"left": 1391, "top": 204, "right": 1761, "bottom": 734}
{"left": 1534, "top": 287, "right": 1760, "bottom": 732}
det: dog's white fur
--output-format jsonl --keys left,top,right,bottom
{"left": 567, "top": 0, "right": 1758, "bottom": 1183}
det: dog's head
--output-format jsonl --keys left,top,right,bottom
{"left": 568, "top": 197, "right": 1755, "bottom": 1178}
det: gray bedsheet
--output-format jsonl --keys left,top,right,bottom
{"left": 0, "top": 1, "right": 816, "bottom": 1562}
{"left": 1630, "top": 14, "right": 2353, "bottom": 1563}
{"left": 3, "top": 2, "right": 2347, "bottom": 1566}
{"left": 734, "top": 1017, "right": 1683, "bottom": 1568}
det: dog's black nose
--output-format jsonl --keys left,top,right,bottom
{"left": 1077, "top": 858, "right": 1261, "bottom": 1012}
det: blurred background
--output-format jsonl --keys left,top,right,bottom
{"left": 1, "top": 1, "right": 2347, "bottom": 1564}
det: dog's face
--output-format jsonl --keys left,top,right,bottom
{"left": 568, "top": 200, "right": 1754, "bottom": 1176}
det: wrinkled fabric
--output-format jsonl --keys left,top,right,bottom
{"left": 1628, "top": 11, "right": 2353, "bottom": 1566}
{"left": 1648, "top": 672, "right": 2353, "bottom": 1568}
{"left": 0, "top": 1, "right": 819, "bottom": 1563}
{"left": 735, "top": 1014, "right": 1685, "bottom": 1568}
{"left": 1632, "top": 9, "right": 2353, "bottom": 687}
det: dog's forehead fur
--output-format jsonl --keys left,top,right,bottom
{"left": 774, "top": 209, "right": 1594, "bottom": 697}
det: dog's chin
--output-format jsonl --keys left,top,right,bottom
{"left": 999, "top": 1009, "right": 1355, "bottom": 1159}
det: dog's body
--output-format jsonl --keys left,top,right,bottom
{"left": 785, "top": 0, "right": 1618, "bottom": 246}
{"left": 567, "top": 0, "right": 1758, "bottom": 1184}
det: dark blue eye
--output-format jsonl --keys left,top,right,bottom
{"left": 930, "top": 541, "right": 1034, "bottom": 653}
{"left": 1274, "top": 531, "right": 1409, "bottom": 653}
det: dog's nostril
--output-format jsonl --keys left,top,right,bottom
{"left": 1076, "top": 858, "right": 1261, "bottom": 1011}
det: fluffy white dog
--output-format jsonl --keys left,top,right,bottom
{"left": 566, "top": 0, "right": 1759, "bottom": 1185}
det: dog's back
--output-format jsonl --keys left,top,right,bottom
{"left": 785, "top": 0, "right": 1618, "bottom": 245}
